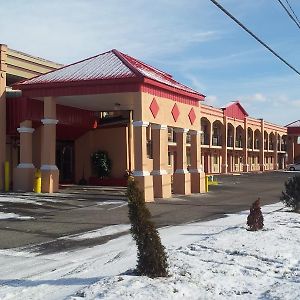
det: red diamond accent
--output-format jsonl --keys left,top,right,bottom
{"left": 149, "top": 98, "right": 159, "bottom": 118}
{"left": 171, "top": 103, "right": 180, "bottom": 122}
{"left": 188, "top": 107, "right": 196, "bottom": 125}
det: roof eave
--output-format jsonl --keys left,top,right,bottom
{"left": 143, "top": 78, "right": 205, "bottom": 101}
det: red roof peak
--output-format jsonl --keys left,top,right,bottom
{"left": 14, "top": 49, "right": 204, "bottom": 100}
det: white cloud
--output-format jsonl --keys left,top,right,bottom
{"left": 205, "top": 95, "right": 218, "bottom": 106}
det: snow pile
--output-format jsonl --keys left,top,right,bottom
{"left": 0, "top": 203, "right": 299, "bottom": 300}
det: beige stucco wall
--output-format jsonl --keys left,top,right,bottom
{"left": 141, "top": 92, "right": 200, "bottom": 131}
{"left": 74, "top": 127, "right": 128, "bottom": 182}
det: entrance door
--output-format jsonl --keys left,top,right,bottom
{"left": 56, "top": 141, "right": 74, "bottom": 183}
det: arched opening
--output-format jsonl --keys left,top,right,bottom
{"left": 254, "top": 129, "right": 261, "bottom": 149}
{"left": 227, "top": 123, "right": 234, "bottom": 147}
{"left": 201, "top": 117, "right": 211, "bottom": 146}
{"left": 212, "top": 120, "right": 223, "bottom": 146}
{"left": 235, "top": 125, "right": 244, "bottom": 148}
{"left": 247, "top": 128, "right": 253, "bottom": 149}
{"left": 264, "top": 131, "right": 269, "bottom": 150}
{"left": 269, "top": 132, "right": 275, "bottom": 151}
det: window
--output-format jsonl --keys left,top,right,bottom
{"left": 213, "top": 155, "right": 218, "bottom": 165}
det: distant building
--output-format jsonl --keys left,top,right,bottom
{"left": 0, "top": 44, "right": 291, "bottom": 201}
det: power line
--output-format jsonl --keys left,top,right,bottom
{"left": 284, "top": 0, "right": 300, "bottom": 25}
{"left": 276, "top": 0, "right": 300, "bottom": 30}
{"left": 209, "top": 0, "right": 300, "bottom": 76}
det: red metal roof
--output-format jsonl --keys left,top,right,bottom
{"left": 286, "top": 120, "right": 300, "bottom": 128}
{"left": 221, "top": 101, "right": 249, "bottom": 120}
{"left": 15, "top": 49, "right": 204, "bottom": 99}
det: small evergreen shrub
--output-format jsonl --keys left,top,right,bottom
{"left": 281, "top": 175, "right": 300, "bottom": 212}
{"left": 247, "top": 198, "right": 264, "bottom": 231}
{"left": 91, "top": 150, "right": 112, "bottom": 179}
{"left": 127, "top": 177, "right": 168, "bottom": 278}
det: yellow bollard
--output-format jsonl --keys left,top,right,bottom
{"left": 34, "top": 169, "right": 42, "bottom": 193}
{"left": 4, "top": 161, "right": 9, "bottom": 192}
{"left": 205, "top": 175, "right": 209, "bottom": 192}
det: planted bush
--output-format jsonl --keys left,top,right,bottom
{"left": 127, "top": 177, "right": 168, "bottom": 278}
{"left": 247, "top": 198, "right": 264, "bottom": 231}
{"left": 281, "top": 175, "right": 300, "bottom": 212}
{"left": 91, "top": 150, "right": 112, "bottom": 179}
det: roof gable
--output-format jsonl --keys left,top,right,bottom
{"left": 14, "top": 49, "right": 204, "bottom": 99}
{"left": 286, "top": 120, "right": 300, "bottom": 127}
{"left": 222, "top": 101, "right": 248, "bottom": 120}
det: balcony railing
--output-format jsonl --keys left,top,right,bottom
{"left": 235, "top": 140, "right": 243, "bottom": 148}
{"left": 201, "top": 134, "right": 210, "bottom": 145}
{"left": 212, "top": 136, "right": 221, "bottom": 146}
{"left": 227, "top": 136, "right": 234, "bottom": 147}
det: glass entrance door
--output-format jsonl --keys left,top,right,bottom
{"left": 56, "top": 141, "right": 74, "bottom": 183}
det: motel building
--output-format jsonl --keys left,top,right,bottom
{"left": 0, "top": 43, "right": 296, "bottom": 202}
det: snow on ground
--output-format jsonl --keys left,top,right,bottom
{"left": 0, "top": 203, "right": 299, "bottom": 300}
{"left": 0, "top": 212, "right": 34, "bottom": 220}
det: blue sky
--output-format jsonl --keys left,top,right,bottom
{"left": 1, "top": 0, "right": 300, "bottom": 125}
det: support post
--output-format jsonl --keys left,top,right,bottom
{"left": 243, "top": 117, "right": 249, "bottom": 172}
{"left": 41, "top": 97, "right": 59, "bottom": 193}
{"left": 259, "top": 119, "right": 265, "bottom": 171}
{"left": 190, "top": 130, "right": 206, "bottom": 193}
{"left": 132, "top": 121, "right": 154, "bottom": 202}
{"left": 151, "top": 124, "right": 171, "bottom": 198}
{"left": 0, "top": 44, "right": 7, "bottom": 191}
{"left": 173, "top": 128, "right": 191, "bottom": 195}
{"left": 221, "top": 116, "right": 228, "bottom": 173}
{"left": 274, "top": 132, "right": 279, "bottom": 170}
{"left": 13, "top": 120, "right": 35, "bottom": 191}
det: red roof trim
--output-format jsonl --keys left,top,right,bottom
{"left": 143, "top": 78, "right": 205, "bottom": 101}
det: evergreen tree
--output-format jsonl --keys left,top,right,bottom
{"left": 127, "top": 177, "right": 168, "bottom": 278}
{"left": 247, "top": 198, "right": 264, "bottom": 231}
{"left": 281, "top": 175, "right": 300, "bottom": 212}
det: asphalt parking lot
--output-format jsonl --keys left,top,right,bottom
{"left": 0, "top": 171, "right": 296, "bottom": 253}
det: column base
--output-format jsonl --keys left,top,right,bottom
{"left": 243, "top": 164, "right": 249, "bottom": 172}
{"left": 13, "top": 165, "right": 35, "bottom": 192}
{"left": 191, "top": 171, "right": 206, "bottom": 193}
{"left": 173, "top": 171, "right": 191, "bottom": 195}
{"left": 41, "top": 168, "right": 59, "bottom": 193}
{"left": 152, "top": 173, "right": 172, "bottom": 199}
{"left": 134, "top": 175, "right": 154, "bottom": 202}
{"left": 260, "top": 164, "right": 265, "bottom": 172}
{"left": 221, "top": 164, "right": 228, "bottom": 174}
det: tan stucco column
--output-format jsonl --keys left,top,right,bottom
{"left": 41, "top": 97, "right": 59, "bottom": 193}
{"left": 190, "top": 130, "right": 205, "bottom": 193}
{"left": 0, "top": 44, "right": 7, "bottom": 191}
{"left": 13, "top": 121, "right": 35, "bottom": 191}
{"left": 151, "top": 124, "right": 171, "bottom": 198}
{"left": 287, "top": 135, "right": 295, "bottom": 164}
{"left": 243, "top": 118, "right": 249, "bottom": 172}
{"left": 221, "top": 116, "right": 228, "bottom": 173}
{"left": 173, "top": 128, "right": 191, "bottom": 195}
{"left": 259, "top": 119, "right": 265, "bottom": 171}
{"left": 274, "top": 132, "right": 279, "bottom": 170}
{"left": 133, "top": 121, "right": 154, "bottom": 202}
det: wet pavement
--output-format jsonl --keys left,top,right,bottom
{"left": 0, "top": 171, "right": 296, "bottom": 253}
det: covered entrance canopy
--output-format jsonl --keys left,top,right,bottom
{"left": 13, "top": 49, "right": 206, "bottom": 201}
